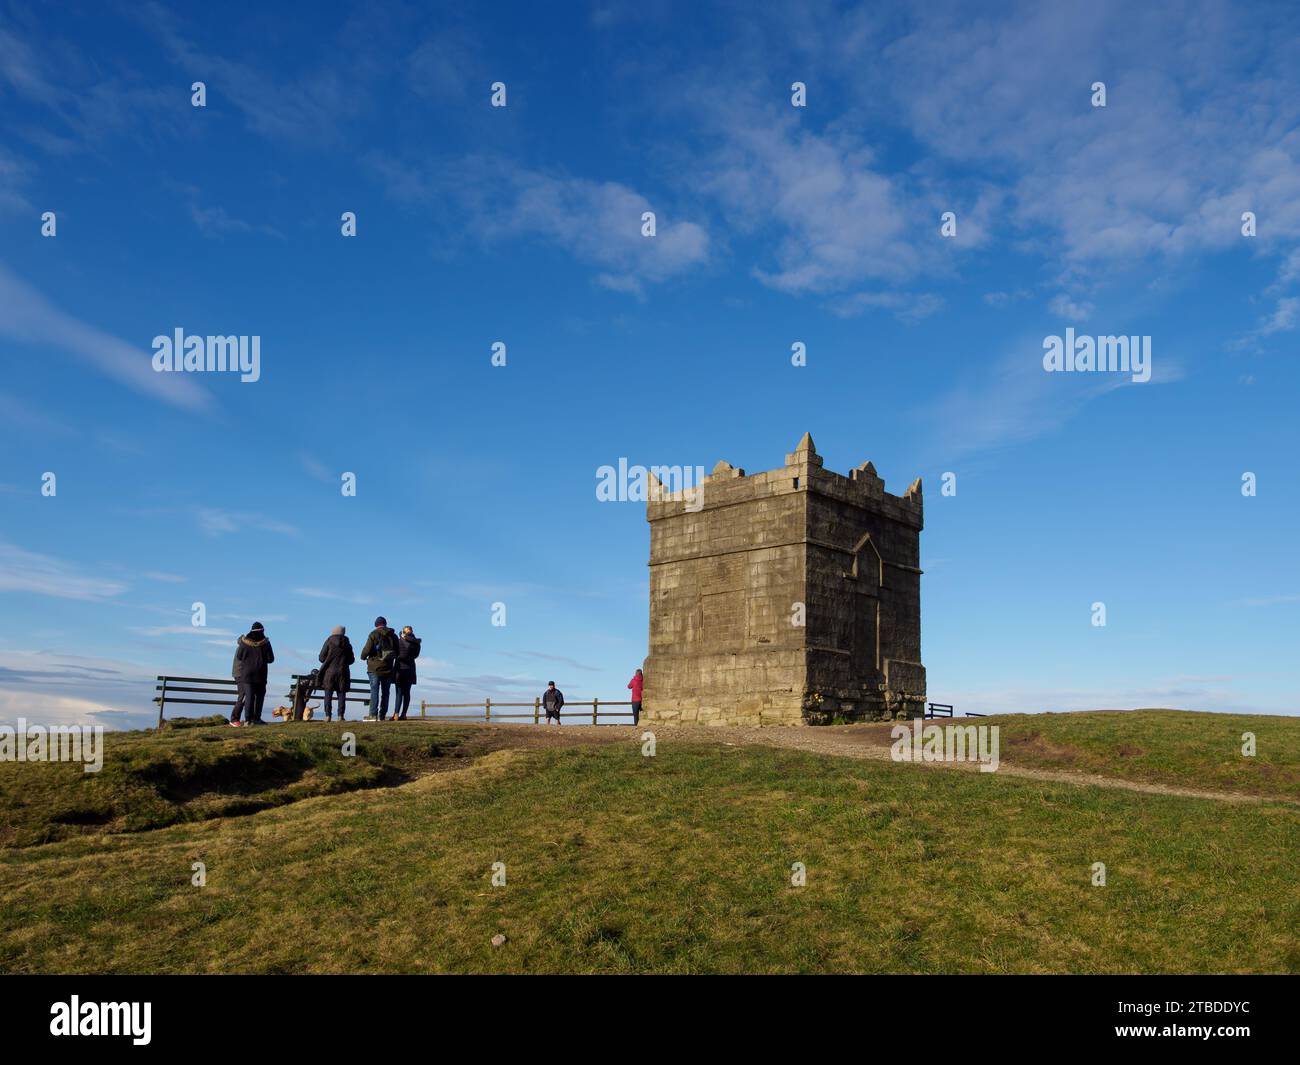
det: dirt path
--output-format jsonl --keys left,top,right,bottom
{"left": 470, "top": 722, "right": 1288, "bottom": 805}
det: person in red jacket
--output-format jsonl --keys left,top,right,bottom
{"left": 628, "top": 668, "right": 644, "bottom": 725}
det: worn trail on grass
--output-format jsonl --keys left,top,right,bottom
{"left": 476, "top": 722, "right": 1290, "bottom": 805}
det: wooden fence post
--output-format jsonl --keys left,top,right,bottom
{"left": 592, "top": 697, "right": 599, "bottom": 725}
{"left": 156, "top": 677, "right": 167, "bottom": 729}
{"left": 534, "top": 697, "right": 540, "bottom": 724}
{"left": 420, "top": 701, "right": 426, "bottom": 719}
{"left": 485, "top": 698, "right": 491, "bottom": 722}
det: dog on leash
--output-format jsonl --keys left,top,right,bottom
{"left": 272, "top": 704, "right": 316, "bottom": 721}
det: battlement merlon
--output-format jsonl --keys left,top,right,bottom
{"left": 647, "top": 433, "right": 923, "bottom": 531}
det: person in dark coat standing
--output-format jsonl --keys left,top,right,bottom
{"left": 318, "top": 625, "right": 355, "bottom": 721}
{"left": 392, "top": 626, "right": 421, "bottom": 721}
{"left": 360, "top": 616, "right": 399, "bottom": 720}
{"left": 542, "top": 681, "right": 564, "bottom": 725}
{"left": 230, "top": 622, "right": 274, "bottom": 726}
{"left": 628, "top": 668, "right": 644, "bottom": 726}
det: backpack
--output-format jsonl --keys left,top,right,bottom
{"left": 372, "top": 629, "right": 396, "bottom": 667}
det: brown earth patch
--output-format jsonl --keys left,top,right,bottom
{"left": 1003, "top": 731, "right": 1084, "bottom": 766}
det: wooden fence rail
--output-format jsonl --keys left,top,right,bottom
{"left": 419, "top": 698, "right": 634, "bottom": 725}
{"left": 155, "top": 675, "right": 242, "bottom": 727}
{"left": 925, "top": 702, "right": 985, "bottom": 719}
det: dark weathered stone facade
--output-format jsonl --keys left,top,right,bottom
{"left": 643, "top": 434, "right": 925, "bottom": 726}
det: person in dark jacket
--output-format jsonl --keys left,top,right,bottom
{"left": 318, "top": 625, "right": 355, "bottom": 721}
{"left": 230, "top": 622, "right": 274, "bottom": 726}
{"left": 392, "top": 626, "right": 421, "bottom": 721}
{"left": 542, "top": 681, "right": 564, "bottom": 725}
{"left": 360, "top": 616, "right": 399, "bottom": 720}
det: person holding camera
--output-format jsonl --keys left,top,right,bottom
{"left": 393, "top": 625, "right": 421, "bottom": 720}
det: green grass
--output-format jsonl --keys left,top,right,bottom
{"left": 0, "top": 718, "right": 480, "bottom": 848}
{"left": 980, "top": 710, "right": 1299, "bottom": 798}
{"left": 0, "top": 718, "right": 1294, "bottom": 974}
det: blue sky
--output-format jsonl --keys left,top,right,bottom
{"left": 1, "top": 0, "right": 1297, "bottom": 728}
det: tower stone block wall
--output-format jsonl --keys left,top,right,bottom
{"left": 643, "top": 434, "right": 925, "bottom": 726}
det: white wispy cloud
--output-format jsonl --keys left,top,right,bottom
{"left": 138, "top": 0, "right": 380, "bottom": 145}
{"left": 0, "top": 690, "right": 149, "bottom": 729}
{"left": 0, "top": 146, "right": 31, "bottom": 214}
{"left": 701, "top": 114, "right": 924, "bottom": 294}
{"left": 984, "top": 290, "right": 1033, "bottom": 308}
{"left": 0, "top": 17, "right": 177, "bottom": 152}
{"left": 0, "top": 650, "right": 159, "bottom": 729}
{"left": 921, "top": 336, "right": 1183, "bottom": 460}
{"left": 1048, "top": 294, "right": 1096, "bottom": 321}
{"left": 0, "top": 264, "right": 212, "bottom": 412}
{"left": 0, "top": 541, "right": 128, "bottom": 601}
{"left": 291, "top": 587, "right": 375, "bottom": 605}
{"left": 648, "top": 2, "right": 1300, "bottom": 317}
{"left": 194, "top": 507, "right": 297, "bottom": 537}
{"left": 187, "top": 200, "right": 285, "bottom": 240}
{"left": 0, "top": 390, "right": 74, "bottom": 435}
{"left": 869, "top": 4, "right": 1300, "bottom": 264}
{"left": 499, "top": 650, "right": 602, "bottom": 674}
{"left": 1257, "top": 297, "right": 1298, "bottom": 336}
{"left": 830, "top": 290, "right": 944, "bottom": 322}
{"left": 1229, "top": 295, "right": 1300, "bottom": 353}
{"left": 405, "top": 26, "right": 482, "bottom": 102}
{"left": 129, "top": 625, "right": 237, "bottom": 638}
{"left": 299, "top": 453, "right": 334, "bottom": 483}
{"left": 369, "top": 153, "right": 709, "bottom": 295}
{"left": 1235, "top": 593, "right": 1300, "bottom": 607}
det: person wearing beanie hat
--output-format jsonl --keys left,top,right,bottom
{"left": 318, "top": 624, "right": 355, "bottom": 722}
{"left": 360, "top": 617, "right": 398, "bottom": 719}
{"left": 230, "top": 622, "right": 274, "bottom": 726}
{"left": 541, "top": 680, "right": 564, "bottom": 724}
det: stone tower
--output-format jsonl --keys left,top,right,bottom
{"left": 643, "top": 433, "right": 925, "bottom": 726}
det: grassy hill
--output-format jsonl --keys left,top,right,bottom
{"left": 0, "top": 716, "right": 486, "bottom": 848}
{"left": 0, "top": 711, "right": 1295, "bottom": 974}
{"left": 978, "top": 709, "right": 1298, "bottom": 799}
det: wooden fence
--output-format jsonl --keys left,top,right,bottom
{"left": 925, "top": 702, "right": 985, "bottom": 719}
{"left": 418, "top": 698, "right": 634, "bottom": 724}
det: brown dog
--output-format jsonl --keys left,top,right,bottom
{"left": 272, "top": 704, "right": 316, "bottom": 721}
